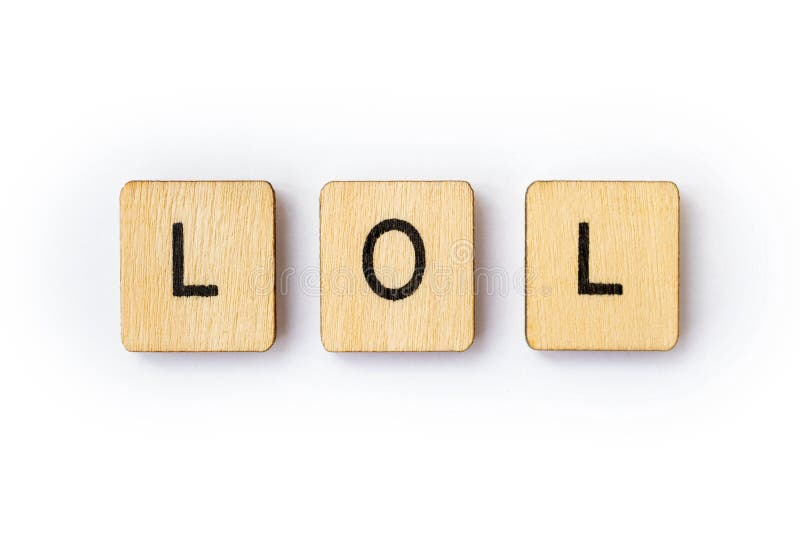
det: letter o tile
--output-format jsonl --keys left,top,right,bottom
{"left": 320, "top": 181, "right": 475, "bottom": 352}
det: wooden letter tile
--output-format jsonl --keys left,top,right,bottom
{"left": 525, "top": 181, "right": 679, "bottom": 350}
{"left": 120, "top": 181, "right": 276, "bottom": 351}
{"left": 320, "top": 181, "right": 474, "bottom": 352}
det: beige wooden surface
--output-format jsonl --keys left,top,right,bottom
{"left": 320, "top": 181, "right": 474, "bottom": 351}
{"left": 120, "top": 181, "right": 275, "bottom": 351}
{"left": 525, "top": 181, "right": 679, "bottom": 350}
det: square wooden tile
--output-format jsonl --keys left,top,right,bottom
{"left": 320, "top": 181, "right": 474, "bottom": 352}
{"left": 120, "top": 181, "right": 275, "bottom": 351}
{"left": 525, "top": 181, "right": 679, "bottom": 351}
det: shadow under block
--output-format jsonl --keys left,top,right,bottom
{"left": 320, "top": 181, "right": 474, "bottom": 352}
{"left": 525, "top": 181, "right": 679, "bottom": 351}
{"left": 120, "top": 181, "right": 276, "bottom": 351}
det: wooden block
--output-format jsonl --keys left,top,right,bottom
{"left": 320, "top": 181, "right": 474, "bottom": 352}
{"left": 120, "top": 181, "right": 276, "bottom": 351}
{"left": 525, "top": 181, "right": 679, "bottom": 351}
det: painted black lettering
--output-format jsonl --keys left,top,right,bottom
{"left": 578, "top": 222, "right": 623, "bottom": 295}
{"left": 172, "top": 222, "right": 219, "bottom": 297}
{"left": 362, "top": 218, "right": 425, "bottom": 301}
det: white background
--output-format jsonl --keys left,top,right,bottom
{"left": 1, "top": 1, "right": 798, "bottom": 532}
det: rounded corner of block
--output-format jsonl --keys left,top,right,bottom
{"left": 320, "top": 180, "right": 340, "bottom": 197}
{"left": 661, "top": 330, "right": 680, "bottom": 351}
{"left": 119, "top": 180, "right": 139, "bottom": 201}
{"left": 120, "top": 335, "right": 137, "bottom": 353}
{"left": 526, "top": 180, "right": 546, "bottom": 199}
{"left": 454, "top": 180, "right": 475, "bottom": 197}
{"left": 258, "top": 333, "right": 277, "bottom": 352}
{"left": 320, "top": 334, "right": 338, "bottom": 353}
{"left": 258, "top": 180, "right": 275, "bottom": 195}
{"left": 454, "top": 331, "right": 475, "bottom": 352}
{"left": 667, "top": 181, "right": 680, "bottom": 203}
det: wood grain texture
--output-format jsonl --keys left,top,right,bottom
{"left": 120, "top": 181, "right": 275, "bottom": 351}
{"left": 525, "top": 181, "right": 679, "bottom": 351}
{"left": 320, "top": 181, "right": 474, "bottom": 352}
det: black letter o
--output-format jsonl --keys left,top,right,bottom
{"left": 362, "top": 218, "right": 425, "bottom": 301}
